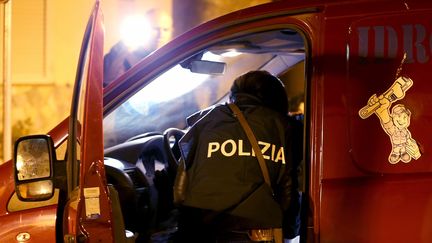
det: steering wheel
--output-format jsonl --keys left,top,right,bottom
{"left": 125, "top": 131, "right": 162, "bottom": 142}
{"left": 163, "top": 128, "right": 186, "bottom": 174}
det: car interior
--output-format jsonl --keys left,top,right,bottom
{"left": 101, "top": 28, "right": 307, "bottom": 242}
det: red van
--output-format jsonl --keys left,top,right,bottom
{"left": 1, "top": 0, "right": 432, "bottom": 242}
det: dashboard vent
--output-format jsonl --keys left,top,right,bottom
{"left": 126, "top": 169, "right": 147, "bottom": 188}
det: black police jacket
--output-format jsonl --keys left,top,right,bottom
{"left": 178, "top": 101, "right": 301, "bottom": 233}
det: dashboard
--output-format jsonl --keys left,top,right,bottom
{"left": 103, "top": 128, "right": 185, "bottom": 241}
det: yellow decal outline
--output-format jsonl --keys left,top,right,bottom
{"left": 359, "top": 76, "right": 421, "bottom": 164}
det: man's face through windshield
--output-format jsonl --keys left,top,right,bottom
{"left": 146, "top": 9, "right": 173, "bottom": 49}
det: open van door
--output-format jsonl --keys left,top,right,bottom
{"left": 62, "top": 1, "right": 116, "bottom": 242}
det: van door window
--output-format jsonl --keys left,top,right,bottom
{"left": 68, "top": 32, "right": 92, "bottom": 190}
{"left": 102, "top": 28, "right": 308, "bottom": 242}
{"left": 104, "top": 29, "right": 306, "bottom": 148}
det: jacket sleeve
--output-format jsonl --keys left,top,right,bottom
{"left": 179, "top": 125, "right": 199, "bottom": 170}
{"left": 276, "top": 118, "right": 303, "bottom": 239}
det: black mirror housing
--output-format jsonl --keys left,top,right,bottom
{"left": 13, "top": 135, "right": 56, "bottom": 201}
{"left": 189, "top": 60, "right": 226, "bottom": 74}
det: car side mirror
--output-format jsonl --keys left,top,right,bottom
{"left": 13, "top": 135, "right": 55, "bottom": 201}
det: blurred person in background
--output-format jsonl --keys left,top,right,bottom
{"left": 288, "top": 94, "right": 304, "bottom": 122}
{"left": 104, "top": 8, "right": 173, "bottom": 86}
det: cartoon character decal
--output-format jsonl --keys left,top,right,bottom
{"left": 359, "top": 76, "right": 421, "bottom": 164}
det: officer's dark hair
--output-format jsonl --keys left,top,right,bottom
{"left": 229, "top": 70, "right": 288, "bottom": 114}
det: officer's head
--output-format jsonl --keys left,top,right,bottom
{"left": 229, "top": 70, "right": 288, "bottom": 114}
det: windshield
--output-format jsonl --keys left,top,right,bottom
{"left": 103, "top": 29, "right": 305, "bottom": 148}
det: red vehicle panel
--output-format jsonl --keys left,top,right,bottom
{"left": 1, "top": 0, "right": 432, "bottom": 242}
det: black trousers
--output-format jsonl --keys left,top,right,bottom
{"left": 173, "top": 207, "right": 273, "bottom": 243}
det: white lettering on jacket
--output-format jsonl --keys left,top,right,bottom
{"left": 207, "top": 139, "right": 285, "bottom": 164}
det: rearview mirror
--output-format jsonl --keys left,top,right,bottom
{"left": 189, "top": 60, "right": 226, "bottom": 74}
{"left": 14, "top": 135, "right": 55, "bottom": 201}
{"left": 180, "top": 52, "right": 226, "bottom": 74}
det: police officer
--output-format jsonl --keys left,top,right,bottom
{"left": 174, "top": 70, "right": 301, "bottom": 242}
